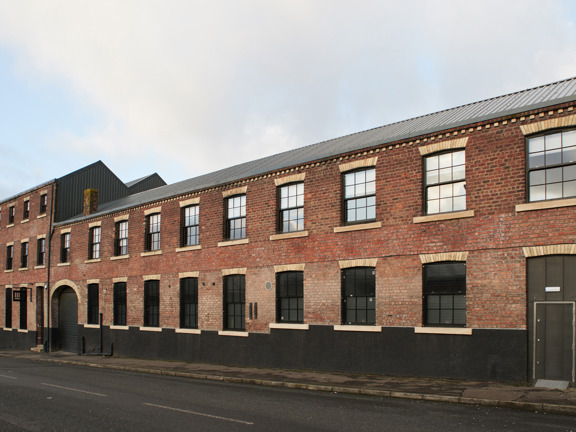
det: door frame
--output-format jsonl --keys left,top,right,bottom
{"left": 532, "top": 301, "right": 576, "bottom": 382}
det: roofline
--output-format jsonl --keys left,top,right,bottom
{"left": 0, "top": 179, "right": 56, "bottom": 206}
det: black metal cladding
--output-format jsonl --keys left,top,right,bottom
{"left": 126, "top": 173, "right": 167, "bottom": 195}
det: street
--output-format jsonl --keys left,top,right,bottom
{"left": 0, "top": 357, "right": 574, "bottom": 431}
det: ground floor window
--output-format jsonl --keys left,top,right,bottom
{"left": 87, "top": 283, "right": 99, "bottom": 325}
{"left": 113, "top": 282, "right": 127, "bottom": 326}
{"left": 224, "top": 275, "right": 245, "bottom": 330}
{"left": 19, "top": 288, "right": 27, "bottom": 330}
{"left": 180, "top": 277, "right": 198, "bottom": 329}
{"left": 423, "top": 262, "right": 466, "bottom": 327}
{"left": 341, "top": 267, "right": 375, "bottom": 325}
{"left": 5, "top": 288, "right": 12, "bottom": 328}
{"left": 144, "top": 280, "right": 160, "bottom": 327}
{"left": 276, "top": 271, "right": 303, "bottom": 323}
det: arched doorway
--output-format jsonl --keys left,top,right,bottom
{"left": 58, "top": 287, "right": 78, "bottom": 352}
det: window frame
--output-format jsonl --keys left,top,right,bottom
{"left": 342, "top": 168, "right": 377, "bottom": 225}
{"left": 223, "top": 274, "right": 245, "bottom": 330}
{"left": 115, "top": 220, "right": 129, "bottom": 256}
{"left": 22, "top": 200, "right": 30, "bottom": 220}
{"left": 39, "top": 194, "right": 47, "bottom": 215}
{"left": 20, "top": 242, "right": 28, "bottom": 269}
{"left": 145, "top": 213, "right": 161, "bottom": 251}
{"left": 61, "top": 233, "right": 71, "bottom": 263}
{"left": 143, "top": 280, "right": 160, "bottom": 327}
{"left": 89, "top": 226, "right": 101, "bottom": 259}
{"left": 37, "top": 238, "right": 45, "bottom": 266}
{"left": 180, "top": 277, "right": 198, "bottom": 329}
{"left": 423, "top": 149, "right": 466, "bottom": 215}
{"left": 5, "top": 288, "right": 12, "bottom": 328}
{"left": 6, "top": 245, "right": 13, "bottom": 270}
{"left": 278, "top": 182, "right": 304, "bottom": 233}
{"left": 225, "top": 194, "right": 246, "bottom": 240}
{"left": 181, "top": 205, "right": 199, "bottom": 247}
{"left": 87, "top": 283, "right": 99, "bottom": 325}
{"left": 422, "top": 261, "right": 466, "bottom": 327}
{"left": 8, "top": 205, "right": 14, "bottom": 224}
{"left": 341, "top": 267, "right": 376, "bottom": 325}
{"left": 276, "top": 271, "right": 304, "bottom": 323}
{"left": 113, "top": 282, "right": 127, "bottom": 326}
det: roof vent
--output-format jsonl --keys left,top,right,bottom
{"left": 83, "top": 189, "right": 99, "bottom": 216}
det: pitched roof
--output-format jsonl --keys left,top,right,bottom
{"left": 60, "top": 76, "right": 576, "bottom": 224}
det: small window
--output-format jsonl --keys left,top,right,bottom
{"left": 115, "top": 221, "right": 129, "bottom": 256}
{"left": 343, "top": 169, "right": 376, "bottom": 223}
{"left": 279, "top": 183, "right": 304, "bottom": 233}
{"left": 20, "top": 242, "right": 28, "bottom": 269}
{"left": 342, "top": 267, "right": 376, "bottom": 325}
{"left": 424, "top": 150, "right": 466, "bottom": 214}
{"left": 145, "top": 214, "right": 161, "bottom": 251}
{"left": 180, "top": 277, "right": 198, "bottom": 329}
{"left": 423, "top": 262, "right": 466, "bottom": 327}
{"left": 144, "top": 280, "right": 160, "bottom": 327}
{"left": 223, "top": 275, "right": 245, "bottom": 330}
{"left": 37, "top": 238, "right": 45, "bottom": 266}
{"left": 527, "top": 129, "right": 576, "bottom": 201}
{"left": 23, "top": 200, "right": 30, "bottom": 220}
{"left": 87, "top": 283, "right": 99, "bottom": 325}
{"left": 39, "top": 194, "right": 47, "bottom": 215}
{"left": 5, "top": 245, "right": 13, "bottom": 270}
{"left": 276, "top": 271, "right": 304, "bottom": 323}
{"left": 113, "top": 282, "right": 127, "bottom": 326}
{"left": 8, "top": 206, "right": 14, "bottom": 224}
{"left": 225, "top": 195, "right": 246, "bottom": 240}
{"left": 5, "top": 288, "right": 12, "bottom": 328}
{"left": 61, "top": 233, "right": 71, "bottom": 263}
{"left": 181, "top": 205, "right": 199, "bottom": 247}
{"left": 89, "top": 227, "right": 101, "bottom": 259}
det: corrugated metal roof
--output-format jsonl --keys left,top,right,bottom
{"left": 60, "top": 76, "right": 576, "bottom": 225}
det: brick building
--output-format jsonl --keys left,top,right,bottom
{"left": 2, "top": 77, "right": 576, "bottom": 384}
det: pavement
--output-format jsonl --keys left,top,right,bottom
{"left": 1, "top": 349, "right": 575, "bottom": 416}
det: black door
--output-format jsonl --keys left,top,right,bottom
{"left": 58, "top": 288, "right": 78, "bottom": 352}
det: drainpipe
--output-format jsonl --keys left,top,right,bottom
{"left": 45, "top": 182, "right": 55, "bottom": 353}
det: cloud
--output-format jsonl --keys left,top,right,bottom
{"left": 0, "top": 0, "right": 575, "bottom": 197}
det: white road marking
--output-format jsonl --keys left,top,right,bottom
{"left": 41, "top": 383, "right": 107, "bottom": 397}
{"left": 143, "top": 402, "right": 254, "bottom": 425}
{"left": 0, "top": 374, "right": 17, "bottom": 380}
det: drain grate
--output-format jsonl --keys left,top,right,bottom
{"left": 535, "top": 379, "right": 570, "bottom": 390}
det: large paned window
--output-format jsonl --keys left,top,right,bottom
{"left": 341, "top": 267, "right": 376, "bottom": 325}
{"left": 425, "top": 150, "right": 466, "bottom": 214}
{"left": 527, "top": 129, "right": 576, "bottom": 201}
{"left": 181, "top": 206, "right": 199, "bottom": 247}
{"left": 89, "top": 227, "right": 101, "bottom": 259}
{"left": 180, "top": 277, "right": 198, "bottom": 329}
{"left": 37, "top": 238, "right": 45, "bottom": 266}
{"left": 145, "top": 214, "right": 161, "bottom": 251}
{"left": 19, "top": 289, "right": 26, "bottom": 329}
{"left": 276, "top": 271, "right": 304, "bottom": 323}
{"left": 8, "top": 206, "right": 14, "bottom": 224}
{"left": 279, "top": 183, "right": 304, "bottom": 233}
{"left": 113, "top": 282, "right": 127, "bottom": 326}
{"left": 5, "top": 288, "right": 12, "bottom": 328}
{"left": 20, "top": 242, "right": 28, "bottom": 269}
{"left": 343, "top": 169, "right": 376, "bottom": 223}
{"left": 6, "top": 245, "right": 13, "bottom": 270}
{"left": 23, "top": 200, "right": 30, "bottom": 220}
{"left": 223, "top": 275, "right": 245, "bottom": 330}
{"left": 87, "top": 283, "right": 99, "bottom": 325}
{"left": 39, "top": 194, "right": 47, "bottom": 215}
{"left": 225, "top": 195, "right": 246, "bottom": 240}
{"left": 61, "top": 233, "right": 71, "bottom": 263}
{"left": 144, "top": 280, "right": 160, "bottom": 327}
{"left": 115, "top": 221, "right": 128, "bottom": 256}
{"left": 423, "top": 262, "right": 466, "bottom": 327}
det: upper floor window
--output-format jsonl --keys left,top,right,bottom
{"left": 341, "top": 267, "right": 375, "bottom": 325}
{"left": 225, "top": 195, "right": 246, "bottom": 240}
{"left": 23, "top": 200, "right": 30, "bottom": 220}
{"left": 39, "top": 194, "right": 47, "bottom": 215}
{"left": 425, "top": 150, "right": 465, "bottom": 214}
{"left": 181, "top": 205, "right": 199, "bottom": 247}
{"left": 89, "top": 227, "right": 101, "bottom": 259}
{"left": 37, "top": 238, "right": 46, "bottom": 266}
{"left": 180, "top": 277, "right": 198, "bottom": 329}
{"left": 20, "top": 242, "right": 28, "bottom": 269}
{"left": 527, "top": 129, "right": 576, "bottom": 202}
{"left": 61, "top": 233, "right": 71, "bottom": 263}
{"left": 423, "top": 262, "right": 466, "bottom": 327}
{"left": 343, "top": 169, "right": 376, "bottom": 223}
{"left": 115, "top": 221, "right": 129, "bottom": 256}
{"left": 5, "top": 245, "right": 13, "bottom": 270}
{"left": 279, "top": 183, "right": 304, "bottom": 233}
{"left": 145, "top": 214, "right": 161, "bottom": 251}
{"left": 87, "top": 283, "right": 99, "bottom": 325}
{"left": 276, "top": 271, "right": 304, "bottom": 323}
{"left": 8, "top": 206, "right": 14, "bottom": 224}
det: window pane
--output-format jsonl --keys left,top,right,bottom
{"left": 546, "top": 183, "right": 563, "bottom": 199}
{"left": 547, "top": 167, "right": 562, "bottom": 183}
{"left": 439, "top": 167, "right": 452, "bottom": 183}
{"left": 528, "top": 136, "right": 545, "bottom": 153}
{"left": 438, "top": 153, "right": 452, "bottom": 169}
{"left": 530, "top": 185, "right": 546, "bottom": 201}
{"left": 564, "top": 180, "right": 576, "bottom": 198}
{"left": 529, "top": 152, "right": 545, "bottom": 169}
{"left": 545, "top": 133, "right": 562, "bottom": 150}
{"left": 452, "top": 164, "right": 465, "bottom": 181}
{"left": 453, "top": 196, "right": 466, "bottom": 211}
{"left": 426, "top": 171, "right": 439, "bottom": 185}
{"left": 546, "top": 149, "right": 562, "bottom": 166}
{"left": 426, "top": 155, "right": 438, "bottom": 171}
{"left": 427, "top": 200, "right": 439, "bottom": 214}
{"left": 563, "top": 130, "right": 576, "bottom": 147}
{"left": 428, "top": 185, "right": 439, "bottom": 200}
{"left": 530, "top": 170, "right": 545, "bottom": 186}
{"left": 452, "top": 150, "right": 465, "bottom": 166}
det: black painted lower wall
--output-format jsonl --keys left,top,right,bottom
{"left": 0, "top": 329, "right": 37, "bottom": 350}
{"left": 71, "top": 326, "right": 527, "bottom": 382}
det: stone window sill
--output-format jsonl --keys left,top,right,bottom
{"left": 84, "top": 324, "right": 100, "bottom": 329}
{"left": 141, "top": 250, "right": 162, "bottom": 257}
{"left": 218, "top": 239, "right": 249, "bottom": 247}
{"left": 19, "top": 267, "right": 28, "bottom": 272}
{"left": 57, "top": 262, "right": 71, "bottom": 267}
{"left": 334, "top": 221, "right": 382, "bottom": 233}
{"left": 3, "top": 327, "right": 13, "bottom": 331}
{"left": 414, "top": 327, "right": 472, "bottom": 335}
{"left": 140, "top": 326, "right": 162, "bottom": 332}
{"left": 20, "top": 219, "right": 30, "bottom": 224}
{"left": 17, "top": 329, "right": 28, "bottom": 333}
{"left": 6, "top": 224, "right": 14, "bottom": 228}
{"left": 269, "top": 323, "right": 309, "bottom": 330}
{"left": 270, "top": 231, "right": 309, "bottom": 241}
{"left": 333, "top": 325, "right": 382, "bottom": 332}
{"left": 85, "top": 258, "right": 101, "bottom": 264}
{"left": 176, "top": 245, "right": 202, "bottom": 253}
{"left": 413, "top": 210, "right": 474, "bottom": 224}
{"left": 515, "top": 197, "right": 576, "bottom": 212}
{"left": 37, "top": 214, "right": 47, "bottom": 219}
{"left": 175, "top": 328, "right": 201, "bottom": 334}
{"left": 218, "top": 330, "right": 249, "bottom": 337}
{"left": 4, "top": 270, "right": 13, "bottom": 273}
{"left": 110, "top": 254, "right": 130, "bottom": 261}
{"left": 34, "top": 265, "right": 46, "bottom": 270}
{"left": 110, "top": 325, "right": 129, "bottom": 331}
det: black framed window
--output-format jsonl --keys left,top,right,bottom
{"left": 37, "top": 238, "right": 45, "bottom": 266}
{"left": 20, "top": 242, "right": 28, "bottom": 269}
{"left": 23, "top": 200, "right": 30, "bottom": 220}
{"left": 276, "top": 271, "right": 303, "bottom": 323}
{"left": 6, "top": 245, "right": 13, "bottom": 270}
{"left": 113, "top": 282, "right": 127, "bottom": 326}
{"left": 424, "top": 150, "right": 465, "bottom": 214}
{"left": 279, "top": 183, "right": 304, "bottom": 233}
{"left": 343, "top": 169, "right": 376, "bottom": 223}
{"left": 115, "top": 220, "right": 128, "bottom": 256}
{"left": 5, "top": 288, "right": 12, "bottom": 328}
{"left": 89, "top": 227, "right": 101, "bottom": 259}
{"left": 144, "top": 280, "right": 160, "bottom": 327}
{"left": 8, "top": 206, "right": 14, "bottom": 224}
{"left": 223, "top": 275, "right": 245, "bottom": 330}
{"left": 527, "top": 129, "right": 576, "bottom": 201}
{"left": 61, "top": 233, "right": 71, "bottom": 263}
{"left": 225, "top": 195, "right": 246, "bottom": 240}
{"left": 181, "top": 205, "right": 199, "bottom": 247}
{"left": 342, "top": 267, "right": 376, "bottom": 325}
{"left": 423, "top": 262, "right": 466, "bottom": 327}
{"left": 39, "top": 194, "right": 47, "bottom": 215}
{"left": 19, "top": 288, "right": 26, "bottom": 330}
{"left": 145, "top": 214, "right": 161, "bottom": 251}
{"left": 180, "top": 277, "right": 198, "bottom": 329}
{"left": 87, "top": 283, "right": 99, "bottom": 325}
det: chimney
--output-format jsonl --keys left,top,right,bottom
{"left": 83, "top": 189, "right": 99, "bottom": 216}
